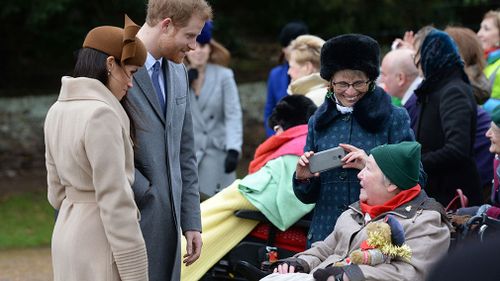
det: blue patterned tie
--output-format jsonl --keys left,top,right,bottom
{"left": 152, "top": 61, "right": 166, "bottom": 115}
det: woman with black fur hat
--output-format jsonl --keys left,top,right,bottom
{"left": 293, "top": 34, "right": 424, "bottom": 246}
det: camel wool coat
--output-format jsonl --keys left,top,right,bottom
{"left": 45, "top": 77, "right": 148, "bottom": 281}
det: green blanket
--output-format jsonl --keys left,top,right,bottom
{"left": 238, "top": 155, "right": 315, "bottom": 231}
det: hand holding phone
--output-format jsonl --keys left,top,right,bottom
{"left": 308, "top": 147, "right": 347, "bottom": 173}
{"left": 339, "top": 143, "right": 369, "bottom": 171}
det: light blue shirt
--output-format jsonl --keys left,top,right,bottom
{"left": 145, "top": 52, "right": 166, "bottom": 100}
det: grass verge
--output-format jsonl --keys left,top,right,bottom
{"left": 0, "top": 192, "right": 53, "bottom": 249}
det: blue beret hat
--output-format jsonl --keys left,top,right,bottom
{"left": 197, "top": 21, "right": 213, "bottom": 45}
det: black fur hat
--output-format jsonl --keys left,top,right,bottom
{"left": 320, "top": 34, "right": 380, "bottom": 81}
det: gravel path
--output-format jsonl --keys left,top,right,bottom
{"left": 0, "top": 247, "right": 51, "bottom": 281}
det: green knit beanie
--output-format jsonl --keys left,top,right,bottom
{"left": 370, "top": 141, "right": 421, "bottom": 190}
{"left": 491, "top": 106, "right": 500, "bottom": 127}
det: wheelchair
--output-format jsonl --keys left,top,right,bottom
{"left": 446, "top": 189, "right": 500, "bottom": 251}
{"left": 199, "top": 210, "right": 311, "bottom": 281}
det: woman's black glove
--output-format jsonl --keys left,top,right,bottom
{"left": 313, "top": 266, "right": 344, "bottom": 281}
{"left": 187, "top": 68, "right": 199, "bottom": 86}
{"left": 224, "top": 149, "right": 239, "bottom": 173}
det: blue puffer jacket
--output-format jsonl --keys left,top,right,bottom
{"left": 293, "top": 86, "right": 421, "bottom": 247}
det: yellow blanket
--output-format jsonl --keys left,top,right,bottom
{"left": 181, "top": 180, "right": 259, "bottom": 281}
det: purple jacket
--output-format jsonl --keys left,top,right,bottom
{"left": 476, "top": 107, "right": 494, "bottom": 187}
{"left": 404, "top": 93, "right": 418, "bottom": 129}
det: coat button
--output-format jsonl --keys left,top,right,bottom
{"left": 339, "top": 171, "right": 347, "bottom": 180}
{"left": 210, "top": 115, "right": 214, "bottom": 119}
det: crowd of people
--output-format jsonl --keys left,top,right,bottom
{"left": 43, "top": 1, "right": 500, "bottom": 280}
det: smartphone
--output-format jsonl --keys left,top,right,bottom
{"left": 309, "top": 146, "right": 346, "bottom": 173}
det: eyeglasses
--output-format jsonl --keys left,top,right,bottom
{"left": 331, "top": 80, "right": 371, "bottom": 93}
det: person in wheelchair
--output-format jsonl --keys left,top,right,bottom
{"left": 180, "top": 95, "right": 317, "bottom": 280}
{"left": 482, "top": 105, "right": 500, "bottom": 217}
{"left": 264, "top": 142, "right": 450, "bottom": 281}
{"left": 454, "top": 106, "right": 500, "bottom": 223}
{"left": 430, "top": 105, "right": 500, "bottom": 281}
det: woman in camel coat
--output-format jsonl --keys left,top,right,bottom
{"left": 44, "top": 16, "right": 148, "bottom": 281}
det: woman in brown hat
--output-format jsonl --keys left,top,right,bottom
{"left": 44, "top": 15, "right": 148, "bottom": 281}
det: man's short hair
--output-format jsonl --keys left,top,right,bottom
{"left": 146, "top": 0, "right": 213, "bottom": 27}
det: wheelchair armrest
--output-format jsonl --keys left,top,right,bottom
{"left": 234, "top": 210, "right": 311, "bottom": 228}
{"left": 483, "top": 213, "right": 500, "bottom": 230}
{"left": 294, "top": 218, "right": 311, "bottom": 228}
{"left": 235, "top": 210, "right": 271, "bottom": 223}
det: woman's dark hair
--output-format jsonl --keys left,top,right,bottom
{"left": 73, "top": 48, "right": 111, "bottom": 84}
{"left": 74, "top": 47, "right": 141, "bottom": 143}
{"left": 268, "top": 95, "right": 317, "bottom": 131}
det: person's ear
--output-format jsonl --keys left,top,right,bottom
{"left": 387, "top": 183, "right": 398, "bottom": 193}
{"left": 106, "top": 56, "right": 115, "bottom": 72}
{"left": 161, "top": 18, "right": 173, "bottom": 32}
{"left": 304, "top": 61, "right": 314, "bottom": 75}
{"left": 396, "top": 72, "right": 405, "bottom": 86}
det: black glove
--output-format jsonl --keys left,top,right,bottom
{"left": 313, "top": 266, "right": 344, "bottom": 281}
{"left": 224, "top": 149, "right": 239, "bottom": 173}
{"left": 269, "top": 257, "right": 307, "bottom": 273}
{"left": 187, "top": 68, "right": 199, "bottom": 86}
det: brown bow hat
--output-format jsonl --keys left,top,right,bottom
{"left": 83, "top": 15, "right": 146, "bottom": 66}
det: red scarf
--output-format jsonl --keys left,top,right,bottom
{"left": 484, "top": 47, "right": 500, "bottom": 59}
{"left": 360, "top": 185, "right": 421, "bottom": 219}
{"left": 248, "top": 124, "right": 307, "bottom": 174}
